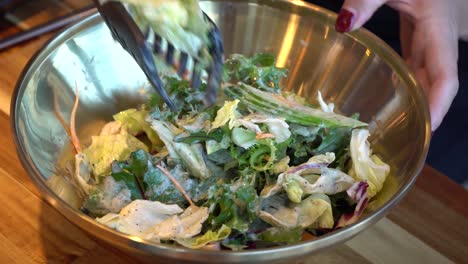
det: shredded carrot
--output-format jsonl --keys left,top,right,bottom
{"left": 173, "top": 61, "right": 180, "bottom": 71}
{"left": 182, "top": 69, "right": 190, "bottom": 81}
{"left": 53, "top": 90, "right": 73, "bottom": 140}
{"left": 256, "top": 132, "right": 275, "bottom": 140}
{"left": 172, "top": 61, "right": 191, "bottom": 81}
{"left": 302, "top": 231, "right": 317, "bottom": 241}
{"left": 70, "top": 81, "right": 82, "bottom": 153}
{"left": 273, "top": 94, "right": 300, "bottom": 107}
{"left": 156, "top": 164, "right": 194, "bottom": 207}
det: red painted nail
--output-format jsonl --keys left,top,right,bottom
{"left": 335, "top": 9, "right": 355, "bottom": 33}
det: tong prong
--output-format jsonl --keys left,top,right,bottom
{"left": 204, "top": 22, "right": 224, "bottom": 105}
{"left": 178, "top": 52, "right": 189, "bottom": 77}
{"left": 96, "top": 1, "right": 176, "bottom": 110}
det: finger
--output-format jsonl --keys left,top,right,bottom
{"left": 411, "top": 59, "right": 457, "bottom": 132}
{"left": 425, "top": 31, "right": 459, "bottom": 130}
{"left": 399, "top": 13, "right": 414, "bottom": 59}
{"left": 408, "top": 23, "right": 427, "bottom": 71}
{"left": 414, "top": 67, "right": 430, "bottom": 95}
{"left": 336, "top": 0, "right": 387, "bottom": 32}
{"left": 427, "top": 75, "right": 458, "bottom": 131}
{"left": 424, "top": 17, "right": 459, "bottom": 130}
{"left": 336, "top": 0, "right": 415, "bottom": 33}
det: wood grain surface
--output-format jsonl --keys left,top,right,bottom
{"left": 0, "top": 1, "right": 467, "bottom": 263}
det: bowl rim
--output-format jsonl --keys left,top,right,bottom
{"left": 10, "top": 0, "right": 431, "bottom": 262}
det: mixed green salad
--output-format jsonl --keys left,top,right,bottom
{"left": 56, "top": 53, "right": 390, "bottom": 250}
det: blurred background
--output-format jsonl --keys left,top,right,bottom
{"left": 0, "top": 0, "right": 466, "bottom": 188}
{"left": 0, "top": 0, "right": 91, "bottom": 39}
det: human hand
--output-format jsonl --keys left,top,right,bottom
{"left": 335, "top": 0, "right": 459, "bottom": 131}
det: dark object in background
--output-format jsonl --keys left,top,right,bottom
{"left": 307, "top": 0, "right": 468, "bottom": 185}
{"left": 0, "top": 0, "right": 94, "bottom": 50}
{"left": 0, "top": 0, "right": 26, "bottom": 12}
{"left": 0, "top": 0, "right": 26, "bottom": 31}
{"left": 0, "top": 5, "right": 95, "bottom": 51}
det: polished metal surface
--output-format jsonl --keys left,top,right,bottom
{"left": 11, "top": 0, "right": 431, "bottom": 263}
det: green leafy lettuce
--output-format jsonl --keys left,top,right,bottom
{"left": 113, "top": 108, "right": 162, "bottom": 148}
{"left": 151, "top": 120, "right": 211, "bottom": 179}
{"left": 259, "top": 193, "right": 334, "bottom": 229}
{"left": 205, "top": 179, "right": 259, "bottom": 232}
{"left": 82, "top": 176, "right": 132, "bottom": 217}
{"left": 224, "top": 53, "right": 287, "bottom": 93}
{"left": 176, "top": 225, "right": 231, "bottom": 249}
{"left": 75, "top": 53, "right": 392, "bottom": 251}
{"left": 258, "top": 227, "right": 303, "bottom": 244}
{"left": 83, "top": 129, "right": 148, "bottom": 181}
{"left": 122, "top": 0, "right": 210, "bottom": 62}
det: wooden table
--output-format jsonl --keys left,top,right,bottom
{"left": 1, "top": 1, "right": 467, "bottom": 263}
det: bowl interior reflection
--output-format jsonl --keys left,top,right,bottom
{"left": 11, "top": 0, "right": 430, "bottom": 263}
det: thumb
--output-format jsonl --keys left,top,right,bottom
{"left": 335, "top": 0, "right": 387, "bottom": 32}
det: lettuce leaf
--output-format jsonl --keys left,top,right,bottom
{"left": 300, "top": 194, "right": 334, "bottom": 229}
{"left": 113, "top": 108, "right": 162, "bottom": 147}
{"left": 349, "top": 129, "right": 390, "bottom": 198}
{"left": 144, "top": 163, "right": 199, "bottom": 204}
{"left": 205, "top": 134, "right": 231, "bottom": 155}
{"left": 287, "top": 124, "right": 352, "bottom": 166}
{"left": 82, "top": 176, "right": 132, "bottom": 217}
{"left": 73, "top": 153, "right": 94, "bottom": 197}
{"left": 258, "top": 227, "right": 303, "bottom": 244}
{"left": 110, "top": 149, "right": 151, "bottom": 200}
{"left": 83, "top": 129, "right": 148, "bottom": 181}
{"left": 122, "top": 0, "right": 210, "bottom": 61}
{"left": 174, "top": 128, "right": 225, "bottom": 145}
{"left": 270, "top": 156, "right": 290, "bottom": 174}
{"left": 223, "top": 53, "right": 287, "bottom": 93}
{"left": 175, "top": 112, "right": 211, "bottom": 133}
{"left": 151, "top": 120, "right": 211, "bottom": 179}
{"left": 283, "top": 168, "right": 355, "bottom": 203}
{"left": 317, "top": 91, "right": 335, "bottom": 113}
{"left": 260, "top": 153, "right": 335, "bottom": 198}
{"left": 176, "top": 225, "right": 231, "bottom": 249}
{"left": 96, "top": 200, "right": 183, "bottom": 237}
{"left": 258, "top": 193, "right": 334, "bottom": 229}
{"left": 97, "top": 201, "right": 209, "bottom": 241}
{"left": 205, "top": 183, "right": 258, "bottom": 232}
{"left": 148, "top": 205, "right": 209, "bottom": 241}
{"left": 211, "top": 100, "right": 240, "bottom": 130}
{"left": 149, "top": 77, "right": 207, "bottom": 120}
{"left": 231, "top": 127, "right": 257, "bottom": 149}
{"left": 236, "top": 113, "right": 291, "bottom": 144}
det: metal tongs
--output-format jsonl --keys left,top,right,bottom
{"left": 92, "top": 0, "right": 224, "bottom": 110}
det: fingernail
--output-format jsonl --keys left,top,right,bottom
{"left": 335, "top": 9, "right": 355, "bottom": 33}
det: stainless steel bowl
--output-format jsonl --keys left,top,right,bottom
{"left": 11, "top": 0, "right": 431, "bottom": 263}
